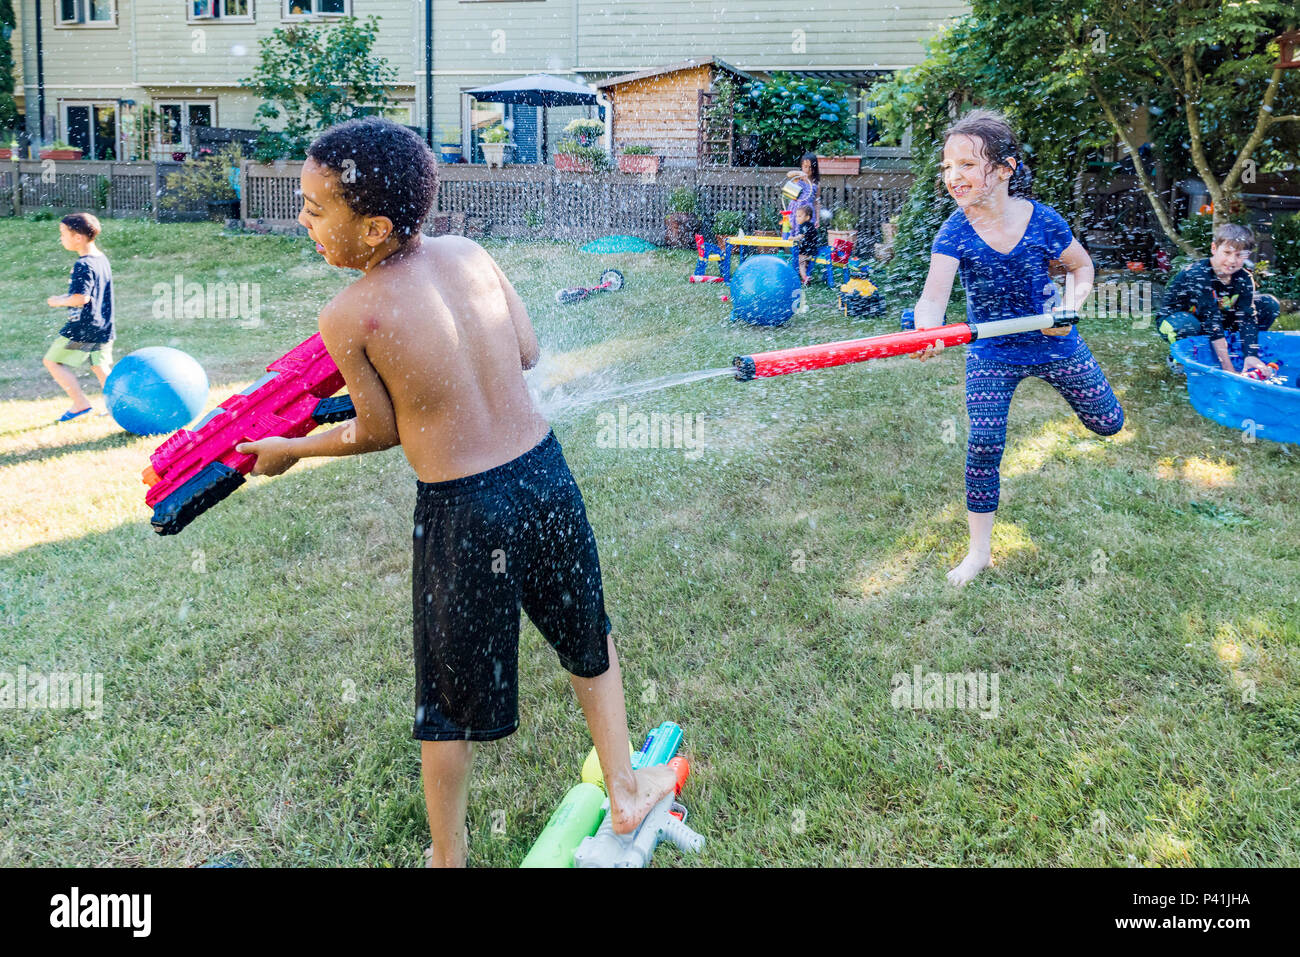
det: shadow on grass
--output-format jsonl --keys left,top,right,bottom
{"left": 0, "top": 427, "right": 136, "bottom": 468}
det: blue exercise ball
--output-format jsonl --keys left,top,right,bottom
{"left": 731, "top": 255, "right": 801, "bottom": 326}
{"left": 104, "top": 347, "right": 209, "bottom": 436}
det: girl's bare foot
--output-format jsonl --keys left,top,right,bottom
{"left": 947, "top": 550, "right": 991, "bottom": 587}
{"left": 607, "top": 764, "right": 677, "bottom": 834}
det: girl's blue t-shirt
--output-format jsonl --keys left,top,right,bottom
{"left": 931, "top": 198, "right": 1080, "bottom": 364}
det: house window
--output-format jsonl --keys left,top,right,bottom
{"left": 355, "top": 102, "right": 415, "bottom": 124}
{"left": 190, "top": 0, "right": 251, "bottom": 20}
{"left": 155, "top": 101, "right": 215, "bottom": 151}
{"left": 858, "top": 89, "right": 911, "bottom": 158}
{"left": 62, "top": 102, "right": 119, "bottom": 159}
{"left": 463, "top": 95, "right": 508, "bottom": 164}
{"left": 283, "top": 0, "right": 348, "bottom": 17}
{"left": 57, "top": 0, "right": 116, "bottom": 25}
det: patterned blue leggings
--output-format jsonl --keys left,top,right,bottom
{"left": 966, "top": 342, "right": 1123, "bottom": 512}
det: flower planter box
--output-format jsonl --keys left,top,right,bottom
{"left": 39, "top": 149, "right": 84, "bottom": 161}
{"left": 827, "top": 229, "right": 858, "bottom": 248}
{"left": 0, "top": 149, "right": 12, "bottom": 160}
{"left": 439, "top": 145, "right": 462, "bottom": 164}
{"left": 554, "top": 153, "right": 595, "bottom": 173}
{"left": 479, "top": 142, "right": 507, "bottom": 169}
{"left": 618, "top": 154, "right": 660, "bottom": 175}
{"left": 816, "top": 155, "right": 862, "bottom": 176}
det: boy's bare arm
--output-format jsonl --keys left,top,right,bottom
{"left": 490, "top": 258, "right": 540, "bottom": 370}
{"left": 236, "top": 300, "right": 401, "bottom": 475}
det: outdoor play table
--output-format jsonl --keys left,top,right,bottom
{"left": 721, "top": 235, "right": 795, "bottom": 281}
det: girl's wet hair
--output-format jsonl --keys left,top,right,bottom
{"left": 941, "top": 109, "right": 1033, "bottom": 198}
{"left": 307, "top": 118, "right": 439, "bottom": 245}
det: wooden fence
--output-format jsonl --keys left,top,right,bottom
{"left": 239, "top": 161, "right": 914, "bottom": 246}
{"left": 0, "top": 160, "right": 212, "bottom": 220}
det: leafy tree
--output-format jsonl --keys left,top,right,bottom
{"left": 239, "top": 15, "right": 398, "bottom": 161}
{"left": 0, "top": 0, "right": 17, "bottom": 133}
{"left": 869, "top": 13, "right": 1112, "bottom": 302}
{"left": 1061, "top": 2, "right": 1299, "bottom": 247}
{"left": 870, "top": 0, "right": 1300, "bottom": 293}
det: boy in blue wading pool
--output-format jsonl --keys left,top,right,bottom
{"left": 912, "top": 110, "right": 1124, "bottom": 587}
{"left": 1156, "top": 222, "right": 1281, "bottom": 376}
{"left": 43, "top": 213, "right": 115, "bottom": 422}
{"left": 233, "top": 118, "right": 676, "bottom": 866}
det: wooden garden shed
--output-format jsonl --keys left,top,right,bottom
{"left": 595, "top": 58, "right": 758, "bottom": 168}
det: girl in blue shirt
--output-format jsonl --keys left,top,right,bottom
{"left": 914, "top": 110, "right": 1123, "bottom": 586}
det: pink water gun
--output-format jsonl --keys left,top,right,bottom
{"left": 141, "top": 333, "right": 354, "bottom": 535}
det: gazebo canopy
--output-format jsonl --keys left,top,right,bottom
{"left": 463, "top": 74, "right": 603, "bottom": 164}
{"left": 464, "top": 74, "right": 599, "bottom": 107}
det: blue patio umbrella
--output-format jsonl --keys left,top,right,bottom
{"left": 463, "top": 74, "right": 601, "bottom": 162}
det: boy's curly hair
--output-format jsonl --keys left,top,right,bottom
{"left": 306, "top": 118, "right": 439, "bottom": 245}
{"left": 942, "top": 109, "right": 1033, "bottom": 198}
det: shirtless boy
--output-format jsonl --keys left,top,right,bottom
{"left": 235, "top": 118, "right": 676, "bottom": 867}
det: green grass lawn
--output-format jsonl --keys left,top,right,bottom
{"left": 1, "top": 218, "right": 1298, "bottom": 867}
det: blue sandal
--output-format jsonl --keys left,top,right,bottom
{"left": 57, "top": 407, "right": 92, "bottom": 422}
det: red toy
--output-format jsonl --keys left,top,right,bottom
{"left": 142, "top": 333, "right": 354, "bottom": 535}
{"left": 556, "top": 269, "right": 625, "bottom": 303}
{"left": 689, "top": 234, "right": 726, "bottom": 283}
{"left": 733, "top": 309, "right": 1078, "bottom": 381}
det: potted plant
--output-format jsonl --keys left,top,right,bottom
{"left": 753, "top": 204, "right": 782, "bottom": 237}
{"left": 815, "top": 138, "right": 861, "bottom": 176}
{"left": 554, "top": 138, "right": 610, "bottom": 173}
{"left": 827, "top": 208, "right": 858, "bottom": 247}
{"left": 881, "top": 213, "right": 900, "bottom": 245}
{"left": 0, "top": 137, "right": 17, "bottom": 160}
{"left": 562, "top": 117, "right": 605, "bottom": 148}
{"left": 712, "top": 209, "right": 745, "bottom": 247}
{"left": 159, "top": 143, "right": 246, "bottom": 221}
{"left": 479, "top": 123, "right": 510, "bottom": 169}
{"left": 439, "top": 126, "right": 462, "bottom": 164}
{"left": 39, "top": 141, "right": 84, "bottom": 161}
{"left": 617, "top": 144, "right": 660, "bottom": 175}
{"left": 664, "top": 186, "right": 698, "bottom": 248}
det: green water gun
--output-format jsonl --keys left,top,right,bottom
{"left": 519, "top": 722, "right": 683, "bottom": 868}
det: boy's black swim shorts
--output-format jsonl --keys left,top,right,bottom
{"left": 411, "top": 430, "right": 611, "bottom": 741}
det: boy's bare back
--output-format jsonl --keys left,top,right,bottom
{"left": 321, "top": 235, "right": 550, "bottom": 483}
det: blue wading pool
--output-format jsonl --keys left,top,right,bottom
{"left": 1171, "top": 331, "right": 1300, "bottom": 444}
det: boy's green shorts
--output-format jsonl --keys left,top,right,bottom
{"left": 44, "top": 336, "right": 113, "bottom": 368}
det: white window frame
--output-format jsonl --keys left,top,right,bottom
{"left": 55, "top": 0, "right": 118, "bottom": 27}
{"left": 188, "top": 0, "right": 254, "bottom": 23}
{"left": 153, "top": 100, "right": 219, "bottom": 152}
{"left": 282, "top": 0, "right": 350, "bottom": 21}
{"left": 859, "top": 89, "right": 912, "bottom": 160}
{"left": 59, "top": 100, "right": 121, "bottom": 159}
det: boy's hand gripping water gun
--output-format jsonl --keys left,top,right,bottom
{"left": 732, "top": 307, "right": 1079, "bottom": 381}
{"left": 141, "top": 333, "right": 355, "bottom": 535}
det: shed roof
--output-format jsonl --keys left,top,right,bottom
{"left": 594, "top": 58, "right": 759, "bottom": 90}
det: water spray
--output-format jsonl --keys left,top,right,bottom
{"left": 732, "top": 309, "right": 1078, "bottom": 381}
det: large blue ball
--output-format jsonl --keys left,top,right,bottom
{"left": 104, "top": 347, "right": 209, "bottom": 436}
{"left": 731, "top": 255, "right": 801, "bottom": 326}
